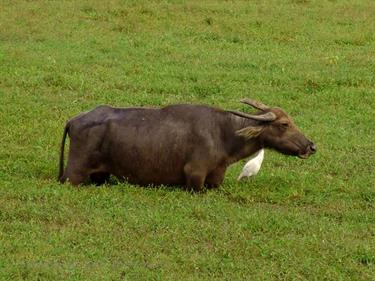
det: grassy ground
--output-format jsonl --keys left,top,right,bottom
{"left": 1, "top": 0, "right": 375, "bottom": 280}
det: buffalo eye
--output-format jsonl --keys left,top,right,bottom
{"left": 281, "top": 122, "right": 289, "bottom": 129}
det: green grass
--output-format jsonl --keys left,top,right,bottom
{"left": 1, "top": 0, "right": 375, "bottom": 279}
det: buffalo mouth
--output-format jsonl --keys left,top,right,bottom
{"left": 298, "top": 146, "right": 316, "bottom": 159}
{"left": 298, "top": 152, "right": 310, "bottom": 159}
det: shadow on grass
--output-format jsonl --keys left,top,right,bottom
{"left": 219, "top": 175, "right": 292, "bottom": 206}
{"left": 60, "top": 175, "right": 190, "bottom": 194}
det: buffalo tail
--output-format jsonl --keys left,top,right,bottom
{"left": 58, "top": 122, "right": 70, "bottom": 182}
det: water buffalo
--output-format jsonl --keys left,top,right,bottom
{"left": 58, "top": 99, "right": 316, "bottom": 190}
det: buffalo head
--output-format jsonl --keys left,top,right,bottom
{"left": 230, "top": 99, "right": 316, "bottom": 159}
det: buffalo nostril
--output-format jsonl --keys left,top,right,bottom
{"left": 310, "top": 143, "right": 317, "bottom": 153}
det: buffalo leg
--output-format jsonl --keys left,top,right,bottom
{"left": 90, "top": 172, "right": 110, "bottom": 185}
{"left": 64, "top": 170, "right": 89, "bottom": 186}
{"left": 184, "top": 163, "right": 206, "bottom": 192}
{"left": 205, "top": 166, "right": 226, "bottom": 189}
{"left": 62, "top": 156, "right": 90, "bottom": 186}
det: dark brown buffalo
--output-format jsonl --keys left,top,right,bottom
{"left": 58, "top": 99, "right": 316, "bottom": 190}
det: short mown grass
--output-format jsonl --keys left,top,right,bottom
{"left": 1, "top": 0, "right": 375, "bottom": 280}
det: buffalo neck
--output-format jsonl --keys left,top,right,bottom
{"left": 224, "top": 114, "right": 263, "bottom": 164}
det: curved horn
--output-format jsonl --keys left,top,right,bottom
{"left": 240, "top": 98, "right": 270, "bottom": 111}
{"left": 229, "top": 110, "right": 276, "bottom": 122}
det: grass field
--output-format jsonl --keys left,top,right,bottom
{"left": 1, "top": 0, "right": 375, "bottom": 280}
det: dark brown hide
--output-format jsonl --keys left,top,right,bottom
{"left": 58, "top": 101, "right": 315, "bottom": 190}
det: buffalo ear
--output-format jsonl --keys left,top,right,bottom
{"left": 236, "top": 126, "right": 263, "bottom": 139}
